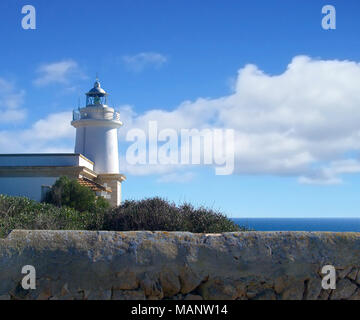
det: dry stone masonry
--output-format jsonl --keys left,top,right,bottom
{"left": 0, "top": 230, "right": 360, "bottom": 300}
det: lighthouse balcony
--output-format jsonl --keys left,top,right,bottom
{"left": 72, "top": 108, "right": 121, "bottom": 122}
{"left": 73, "top": 109, "right": 81, "bottom": 121}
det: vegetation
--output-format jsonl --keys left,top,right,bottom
{"left": 44, "top": 176, "right": 110, "bottom": 214}
{"left": 0, "top": 194, "right": 100, "bottom": 238}
{"left": 0, "top": 177, "right": 246, "bottom": 237}
{"left": 103, "top": 197, "right": 245, "bottom": 233}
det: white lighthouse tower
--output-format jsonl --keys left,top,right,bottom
{"left": 71, "top": 79, "right": 125, "bottom": 206}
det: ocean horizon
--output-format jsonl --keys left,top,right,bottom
{"left": 232, "top": 218, "right": 360, "bottom": 232}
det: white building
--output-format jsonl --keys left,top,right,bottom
{"left": 0, "top": 80, "right": 126, "bottom": 207}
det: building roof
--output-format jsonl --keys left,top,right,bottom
{"left": 86, "top": 80, "right": 108, "bottom": 96}
{"left": 77, "top": 177, "right": 112, "bottom": 193}
{"left": 0, "top": 153, "right": 95, "bottom": 174}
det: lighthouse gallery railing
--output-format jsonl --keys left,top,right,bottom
{"left": 72, "top": 109, "right": 120, "bottom": 121}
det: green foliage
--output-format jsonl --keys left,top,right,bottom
{"left": 0, "top": 194, "right": 97, "bottom": 238}
{"left": 44, "top": 176, "right": 110, "bottom": 214}
{"left": 0, "top": 192, "right": 247, "bottom": 238}
{"left": 103, "top": 197, "right": 246, "bottom": 233}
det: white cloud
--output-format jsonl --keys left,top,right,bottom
{"left": 24, "top": 111, "right": 74, "bottom": 140}
{"left": 122, "top": 52, "right": 167, "bottom": 72}
{"left": 0, "top": 111, "right": 74, "bottom": 153}
{"left": 299, "top": 159, "right": 360, "bottom": 185}
{"left": 0, "top": 77, "right": 26, "bottom": 123}
{"left": 157, "top": 172, "right": 195, "bottom": 183}
{"left": 33, "top": 60, "right": 84, "bottom": 86}
{"left": 119, "top": 154, "right": 181, "bottom": 176}
{"left": 118, "top": 55, "right": 360, "bottom": 184}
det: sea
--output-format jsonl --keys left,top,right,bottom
{"left": 232, "top": 218, "right": 360, "bottom": 232}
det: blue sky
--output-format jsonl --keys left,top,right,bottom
{"left": 1, "top": 0, "right": 360, "bottom": 217}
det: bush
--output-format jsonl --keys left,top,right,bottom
{"left": 0, "top": 194, "right": 100, "bottom": 238}
{"left": 103, "top": 197, "right": 246, "bottom": 233}
{"left": 0, "top": 194, "right": 247, "bottom": 238}
{"left": 44, "top": 176, "right": 110, "bottom": 214}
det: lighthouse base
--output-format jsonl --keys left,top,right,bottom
{"left": 96, "top": 173, "right": 126, "bottom": 207}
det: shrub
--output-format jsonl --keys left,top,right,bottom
{"left": 0, "top": 194, "right": 99, "bottom": 238}
{"left": 0, "top": 194, "right": 247, "bottom": 237}
{"left": 44, "top": 176, "right": 110, "bottom": 214}
{"left": 103, "top": 197, "right": 246, "bottom": 233}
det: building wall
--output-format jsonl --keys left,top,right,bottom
{"left": 0, "top": 177, "right": 58, "bottom": 201}
{"left": 96, "top": 175, "right": 122, "bottom": 207}
{"left": 1, "top": 230, "right": 360, "bottom": 300}
{"left": 0, "top": 154, "right": 93, "bottom": 171}
{"left": 74, "top": 127, "right": 85, "bottom": 155}
{"left": 106, "top": 180, "right": 121, "bottom": 207}
{"left": 76, "top": 126, "right": 119, "bottom": 174}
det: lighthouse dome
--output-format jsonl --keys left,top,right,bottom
{"left": 86, "top": 80, "right": 108, "bottom": 96}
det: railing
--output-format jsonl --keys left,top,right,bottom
{"left": 73, "top": 109, "right": 121, "bottom": 121}
{"left": 113, "top": 111, "right": 121, "bottom": 121}
{"left": 73, "top": 109, "right": 81, "bottom": 121}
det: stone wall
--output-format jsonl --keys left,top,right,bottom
{"left": 0, "top": 230, "right": 360, "bottom": 300}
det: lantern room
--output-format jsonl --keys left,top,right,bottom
{"left": 86, "top": 79, "right": 108, "bottom": 106}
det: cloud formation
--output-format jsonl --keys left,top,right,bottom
{"left": 0, "top": 112, "right": 74, "bottom": 153}
{"left": 120, "top": 55, "right": 360, "bottom": 184}
{"left": 122, "top": 52, "right": 167, "bottom": 72}
{"left": 33, "top": 60, "right": 85, "bottom": 86}
{"left": 0, "top": 77, "right": 26, "bottom": 123}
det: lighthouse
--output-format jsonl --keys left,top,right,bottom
{"left": 71, "top": 79, "right": 125, "bottom": 206}
{"left": 0, "top": 78, "right": 125, "bottom": 207}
